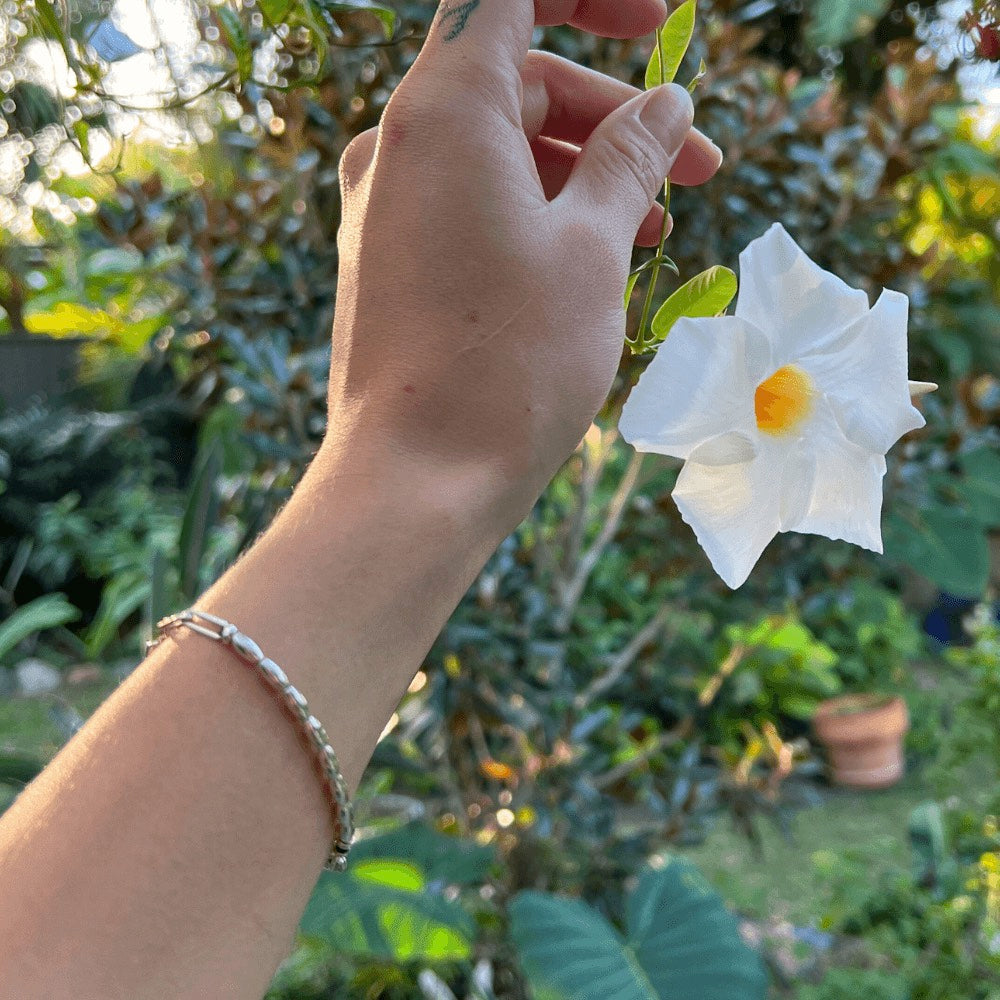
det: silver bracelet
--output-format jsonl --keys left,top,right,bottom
{"left": 145, "top": 608, "right": 354, "bottom": 872}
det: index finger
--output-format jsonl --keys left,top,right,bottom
{"left": 413, "top": 0, "right": 669, "bottom": 95}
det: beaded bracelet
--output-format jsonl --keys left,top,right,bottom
{"left": 145, "top": 609, "right": 354, "bottom": 871}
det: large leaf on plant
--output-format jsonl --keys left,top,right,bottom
{"left": 0, "top": 594, "right": 80, "bottom": 664}
{"left": 645, "top": 0, "right": 697, "bottom": 89}
{"left": 884, "top": 509, "right": 989, "bottom": 599}
{"left": 349, "top": 821, "right": 494, "bottom": 885}
{"left": 83, "top": 570, "right": 150, "bottom": 659}
{"left": 807, "top": 0, "right": 890, "bottom": 47}
{"left": 299, "top": 868, "right": 473, "bottom": 961}
{"left": 650, "top": 266, "right": 737, "bottom": 343}
{"left": 510, "top": 859, "right": 767, "bottom": 1000}
{"left": 957, "top": 448, "right": 1000, "bottom": 528}
{"left": 0, "top": 751, "right": 46, "bottom": 786}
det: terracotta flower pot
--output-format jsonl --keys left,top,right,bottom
{"left": 813, "top": 694, "right": 909, "bottom": 789}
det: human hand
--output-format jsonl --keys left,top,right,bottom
{"left": 323, "top": 0, "right": 722, "bottom": 536}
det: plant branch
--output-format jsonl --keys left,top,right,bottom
{"left": 553, "top": 449, "right": 645, "bottom": 634}
{"left": 575, "top": 602, "right": 675, "bottom": 709}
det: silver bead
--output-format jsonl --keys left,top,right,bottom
{"left": 307, "top": 716, "right": 327, "bottom": 743}
{"left": 221, "top": 623, "right": 238, "bottom": 639}
{"left": 230, "top": 631, "right": 264, "bottom": 663}
{"left": 285, "top": 686, "right": 310, "bottom": 722}
{"left": 259, "top": 658, "right": 287, "bottom": 687}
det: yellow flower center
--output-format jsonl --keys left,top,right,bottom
{"left": 754, "top": 365, "right": 814, "bottom": 435}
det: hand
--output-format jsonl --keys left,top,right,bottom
{"left": 322, "top": 0, "right": 722, "bottom": 535}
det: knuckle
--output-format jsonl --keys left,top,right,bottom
{"left": 379, "top": 82, "right": 447, "bottom": 145}
{"left": 600, "top": 122, "right": 663, "bottom": 196}
{"left": 338, "top": 129, "right": 377, "bottom": 188}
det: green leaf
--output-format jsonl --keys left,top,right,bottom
{"left": 0, "top": 751, "right": 46, "bottom": 786}
{"left": 349, "top": 821, "right": 494, "bottom": 885}
{"left": 24, "top": 302, "right": 123, "bottom": 339}
{"left": 0, "top": 594, "right": 80, "bottom": 665}
{"left": 83, "top": 570, "right": 150, "bottom": 659}
{"left": 687, "top": 58, "right": 707, "bottom": 93}
{"left": 884, "top": 509, "right": 990, "bottom": 599}
{"left": 957, "top": 448, "right": 1000, "bottom": 528}
{"left": 625, "top": 271, "right": 642, "bottom": 311}
{"left": 217, "top": 7, "right": 252, "bottom": 84}
{"left": 299, "top": 869, "right": 473, "bottom": 961}
{"left": 259, "top": 0, "right": 295, "bottom": 21}
{"left": 72, "top": 120, "right": 91, "bottom": 161}
{"left": 645, "top": 0, "right": 697, "bottom": 90}
{"left": 353, "top": 858, "right": 424, "bottom": 891}
{"left": 807, "top": 0, "right": 891, "bottom": 48}
{"left": 177, "top": 440, "right": 224, "bottom": 601}
{"left": 510, "top": 859, "right": 767, "bottom": 1000}
{"left": 650, "top": 266, "right": 737, "bottom": 343}
{"left": 31, "top": 0, "right": 68, "bottom": 50}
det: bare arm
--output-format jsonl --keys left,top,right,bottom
{"left": 0, "top": 0, "right": 720, "bottom": 995}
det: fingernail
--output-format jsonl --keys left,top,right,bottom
{"left": 639, "top": 83, "right": 694, "bottom": 158}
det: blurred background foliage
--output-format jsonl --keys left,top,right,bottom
{"left": 1, "top": 0, "right": 999, "bottom": 997}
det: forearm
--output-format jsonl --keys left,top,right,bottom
{"left": 0, "top": 444, "right": 501, "bottom": 999}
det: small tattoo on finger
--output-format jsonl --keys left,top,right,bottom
{"left": 439, "top": 0, "right": 481, "bottom": 41}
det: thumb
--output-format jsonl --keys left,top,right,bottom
{"left": 560, "top": 83, "right": 694, "bottom": 246}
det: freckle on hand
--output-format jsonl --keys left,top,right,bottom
{"left": 466, "top": 311, "right": 479, "bottom": 325}
{"left": 383, "top": 121, "right": 406, "bottom": 146}
{"left": 403, "top": 384, "right": 416, "bottom": 394}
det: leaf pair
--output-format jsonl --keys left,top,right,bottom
{"left": 628, "top": 2, "right": 735, "bottom": 351}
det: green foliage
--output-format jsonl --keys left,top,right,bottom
{"left": 713, "top": 614, "right": 841, "bottom": 732}
{"left": 510, "top": 859, "right": 767, "bottom": 1000}
{"left": 301, "top": 869, "right": 475, "bottom": 963}
{"left": 649, "top": 266, "right": 738, "bottom": 343}
{"left": 807, "top": 0, "right": 892, "bottom": 47}
{"left": 884, "top": 508, "right": 990, "bottom": 599}
{"left": 800, "top": 582, "right": 923, "bottom": 692}
{"left": 794, "top": 968, "right": 909, "bottom": 1000}
{"left": 2, "top": 4, "right": 998, "bottom": 997}
{"left": 645, "top": 0, "right": 697, "bottom": 89}
{"left": 0, "top": 593, "right": 79, "bottom": 665}
{"left": 810, "top": 799, "right": 1000, "bottom": 1000}
{"left": 298, "top": 823, "right": 494, "bottom": 964}
{"left": 0, "top": 750, "right": 46, "bottom": 787}
{"left": 178, "top": 440, "right": 224, "bottom": 602}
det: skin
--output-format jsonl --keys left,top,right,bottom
{"left": 0, "top": 1, "right": 721, "bottom": 996}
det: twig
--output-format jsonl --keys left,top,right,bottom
{"left": 590, "top": 721, "right": 691, "bottom": 791}
{"left": 575, "top": 603, "right": 675, "bottom": 709}
{"left": 697, "top": 643, "right": 748, "bottom": 708}
{"left": 563, "top": 426, "right": 618, "bottom": 576}
{"left": 553, "top": 450, "right": 645, "bottom": 634}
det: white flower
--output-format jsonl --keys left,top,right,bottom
{"left": 620, "top": 223, "right": 934, "bottom": 589}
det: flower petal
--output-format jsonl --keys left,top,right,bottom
{"left": 688, "top": 431, "right": 758, "bottom": 466}
{"left": 620, "top": 316, "right": 768, "bottom": 459}
{"left": 780, "top": 399, "right": 886, "bottom": 552}
{"left": 798, "top": 289, "right": 926, "bottom": 455}
{"left": 734, "top": 223, "right": 870, "bottom": 365}
{"left": 672, "top": 452, "right": 782, "bottom": 588}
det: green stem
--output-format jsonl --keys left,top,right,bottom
{"left": 635, "top": 24, "right": 671, "bottom": 353}
{"left": 636, "top": 178, "right": 672, "bottom": 352}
